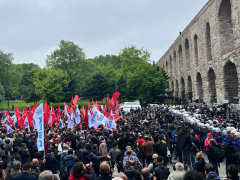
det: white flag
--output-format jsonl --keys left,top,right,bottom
{"left": 75, "top": 106, "right": 81, "bottom": 125}
{"left": 89, "top": 107, "right": 103, "bottom": 128}
{"left": 33, "top": 103, "right": 44, "bottom": 151}
{"left": 32, "top": 120, "right": 37, "bottom": 130}
{"left": 6, "top": 125, "right": 14, "bottom": 134}
{"left": 59, "top": 119, "right": 64, "bottom": 129}
{"left": 24, "top": 117, "right": 30, "bottom": 132}
{"left": 105, "top": 118, "right": 117, "bottom": 131}
{"left": 11, "top": 115, "right": 17, "bottom": 124}
{"left": 67, "top": 113, "right": 74, "bottom": 129}
{"left": 92, "top": 106, "right": 107, "bottom": 126}
{"left": 48, "top": 106, "right": 52, "bottom": 124}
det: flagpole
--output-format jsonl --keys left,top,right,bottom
{"left": 80, "top": 73, "right": 82, "bottom": 107}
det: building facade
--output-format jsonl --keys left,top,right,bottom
{"left": 157, "top": 0, "right": 240, "bottom": 105}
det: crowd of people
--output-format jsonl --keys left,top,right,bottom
{"left": 0, "top": 102, "right": 239, "bottom": 180}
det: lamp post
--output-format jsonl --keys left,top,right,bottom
{"left": 5, "top": 63, "right": 9, "bottom": 112}
{"left": 80, "top": 73, "right": 82, "bottom": 107}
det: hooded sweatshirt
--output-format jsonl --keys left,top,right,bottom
{"left": 177, "top": 130, "right": 192, "bottom": 150}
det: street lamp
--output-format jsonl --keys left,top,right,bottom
{"left": 80, "top": 73, "right": 82, "bottom": 107}
{"left": 5, "top": 63, "right": 9, "bottom": 112}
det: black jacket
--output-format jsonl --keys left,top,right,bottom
{"left": 14, "top": 137, "right": 24, "bottom": 148}
{"left": 80, "top": 149, "right": 107, "bottom": 165}
{"left": 12, "top": 172, "right": 37, "bottom": 180}
{"left": 191, "top": 136, "right": 200, "bottom": 150}
{"left": 193, "top": 159, "right": 206, "bottom": 174}
{"left": 177, "top": 130, "right": 192, "bottom": 150}
{"left": 124, "top": 167, "right": 142, "bottom": 180}
{"left": 94, "top": 173, "right": 113, "bottom": 180}
{"left": 41, "top": 153, "right": 58, "bottom": 174}
{"left": 19, "top": 148, "right": 30, "bottom": 165}
{"left": 91, "top": 149, "right": 101, "bottom": 167}
{"left": 118, "top": 137, "right": 127, "bottom": 150}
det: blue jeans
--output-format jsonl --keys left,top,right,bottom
{"left": 190, "top": 155, "right": 195, "bottom": 169}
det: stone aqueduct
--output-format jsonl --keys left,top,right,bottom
{"left": 157, "top": 0, "right": 240, "bottom": 105}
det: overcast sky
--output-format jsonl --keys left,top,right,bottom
{"left": 0, "top": 0, "right": 208, "bottom": 67}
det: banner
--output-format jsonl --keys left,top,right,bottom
{"left": 92, "top": 106, "right": 108, "bottom": 126}
{"left": 88, "top": 110, "right": 101, "bottom": 129}
{"left": 109, "top": 92, "right": 120, "bottom": 110}
{"left": 67, "top": 113, "right": 74, "bottom": 129}
{"left": 6, "top": 125, "right": 14, "bottom": 134}
{"left": 24, "top": 117, "right": 30, "bottom": 132}
{"left": 75, "top": 106, "right": 81, "bottom": 125}
{"left": 105, "top": 118, "right": 117, "bottom": 131}
{"left": 59, "top": 119, "right": 64, "bottom": 129}
{"left": 33, "top": 103, "right": 44, "bottom": 151}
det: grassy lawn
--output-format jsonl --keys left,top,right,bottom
{"left": 0, "top": 100, "right": 106, "bottom": 111}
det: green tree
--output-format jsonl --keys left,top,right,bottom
{"left": 117, "top": 75, "right": 128, "bottom": 102}
{"left": 127, "top": 61, "right": 167, "bottom": 103}
{"left": 46, "top": 40, "right": 96, "bottom": 87}
{"left": 83, "top": 73, "right": 109, "bottom": 101}
{"left": 20, "top": 70, "right": 41, "bottom": 104}
{"left": 0, "top": 83, "right": 5, "bottom": 103}
{"left": 119, "top": 45, "right": 151, "bottom": 74}
{"left": 9, "top": 64, "right": 23, "bottom": 97}
{"left": 62, "top": 70, "right": 79, "bottom": 103}
{"left": 93, "top": 55, "right": 122, "bottom": 69}
{"left": 33, "top": 68, "right": 69, "bottom": 104}
{"left": 20, "top": 63, "right": 40, "bottom": 71}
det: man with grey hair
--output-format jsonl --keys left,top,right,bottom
{"left": 10, "top": 160, "right": 22, "bottom": 178}
{"left": 38, "top": 170, "right": 54, "bottom": 180}
{"left": 116, "top": 172, "right": 128, "bottom": 180}
{"left": 30, "top": 159, "right": 40, "bottom": 178}
{"left": 167, "top": 162, "right": 185, "bottom": 180}
{"left": 124, "top": 146, "right": 137, "bottom": 158}
{"left": 94, "top": 161, "right": 112, "bottom": 180}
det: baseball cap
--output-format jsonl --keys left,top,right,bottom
{"left": 207, "top": 133, "right": 212, "bottom": 136}
{"left": 55, "top": 138, "right": 60, "bottom": 141}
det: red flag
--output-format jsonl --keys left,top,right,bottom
{"left": 33, "top": 103, "right": 38, "bottom": 113}
{"left": 5, "top": 111, "right": 14, "bottom": 127}
{"left": 85, "top": 106, "right": 88, "bottom": 125}
{"left": 73, "top": 95, "right": 79, "bottom": 106}
{"left": 109, "top": 92, "right": 120, "bottom": 110}
{"left": 115, "top": 102, "right": 124, "bottom": 113}
{"left": 49, "top": 106, "right": 55, "bottom": 126}
{"left": 80, "top": 106, "right": 86, "bottom": 122}
{"left": 14, "top": 107, "right": 25, "bottom": 129}
{"left": 28, "top": 106, "right": 33, "bottom": 127}
{"left": 88, "top": 100, "right": 91, "bottom": 111}
{"left": 44, "top": 106, "right": 50, "bottom": 125}
{"left": 22, "top": 108, "right": 28, "bottom": 122}
{"left": 56, "top": 104, "right": 62, "bottom": 124}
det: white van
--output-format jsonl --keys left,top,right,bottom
{"left": 119, "top": 101, "right": 141, "bottom": 112}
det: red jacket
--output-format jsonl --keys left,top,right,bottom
{"left": 195, "top": 134, "right": 200, "bottom": 143}
{"left": 137, "top": 138, "right": 145, "bottom": 146}
{"left": 205, "top": 138, "right": 217, "bottom": 151}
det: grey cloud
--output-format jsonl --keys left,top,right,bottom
{"left": 0, "top": 0, "right": 208, "bottom": 67}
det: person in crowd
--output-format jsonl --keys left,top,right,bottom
{"left": 123, "top": 149, "right": 142, "bottom": 173}
{"left": 30, "top": 159, "right": 40, "bottom": 178}
{"left": 115, "top": 173, "right": 128, "bottom": 180}
{"left": 226, "top": 164, "right": 239, "bottom": 180}
{"left": 153, "top": 156, "right": 170, "bottom": 180}
{"left": 190, "top": 132, "right": 200, "bottom": 150}
{"left": 94, "top": 161, "right": 112, "bottom": 180}
{"left": 204, "top": 133, "right": 216, "bottom": 152}
{"left": 81, "top": 144, "right": 110, "bottom": 165}
{"left": 167, "top": 162, "right": 185, "bottom": 180}
{"left": 206, "top": 140, "right": 219, "bottom": 175}
{"left": 107, "top": 135, "right": 116, "bottom": 150}
{"left": 204, "top": 163, "right": 215, "bottom": 177}
{"left": 147, "top": 154, "right": 158, "bottom": 178}
{"left": 38, "top": 170, "right": 54, "bottom": 180}
{"left": 133, "top": 141, "right": 143, "bottom": 163}
{"left": 109, "top": 142, "right": 121, "bottom": 169}
{"left": 99, "top": 136, "right": 108, "bottom": 156}
{"left": 19, "top": 143, "right": 30, "bottom": 165}
{"left": 142, "top": 168, "right": 151, "bottom": 180}
{"left": 124, "top": 160, "right": 142, "bottom": 180}
{"left": 206, "top": 171, "right": 221, "bottom": 180}
{"left": 10, "top": 160, "right": 21, "bottom": 179}
{"left": 142, "top": 136, "right": 154, "bottom": 167}
{"left": 124, "top": 146, "right": 137, "bottom": 158}
{"left": 0, "top": 168, "right": 6, "bottom": 180}
{"left": 41, "top": 148, "right": 58, "bottom": 174}
{"left": 155, "top": 135, "right": 168, "bottom": 166}
{"left": 11, "top": 147, "right": 22, "bottom": 162}
{"left": 177, "top": 126, "right": 192, "bottom": 171}
{"left": 183, "top": 170, "right": 205, "bottom": 180}
{"left": 12, "top": 162, "right": 37, "bottom": 180}
{"left": 91, "top": 144, "right": 101, "bottom": 177}
{"left": 116, "top": 153, "right": 124, "bottom": 173}
{"left": 63, "top": 149, "right": 79, "bottom": 174}
{"left": 60, "top": 144, "right": 69, "bottom": 177}
{"left": 224, "top": 144, "right": 239, "bottom": 176}
{"left": 77, "top": 136, "right": 86, "bottom": 150}
{"left": 192, "top": 152, "right": 206, "bottom": 175}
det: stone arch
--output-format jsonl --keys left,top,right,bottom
{"left": 185, "top": 39, "right": 190, "bottom": 71}
{"left": 176, "top": 80, "right": 179, "bottom": 97}
{"left": 173, "top": 51, "right": 177, "bottom": 76}
{"left": 207, "top": 68, "right": 217, "bottom": 103}
{"left": 194, "top": 34, "right": 199, "bottom": 67}
{"left": 181, "top": 77, "right": 185, "bottom": 99}
{"left": 169, "top": 55, "right": 172, "bottom": 76}
{"left": 178, "top": 45, "right": 183, "bottom": 74}
{"left": 188, "top": 76, "right": 193, "bottom": 101}
{"left": 224, "top": 61, "right": 238, "bottom": 103}
{"left": 206, "top": 22, "right": 212, "bottom": 61}
{"left": 196, "top": 72, "right": 204, "bottom": 99}
{"left": 218, "top": 0, "right": 234, "bottom": 55}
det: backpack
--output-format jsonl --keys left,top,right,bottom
{"left": 191, "top": 142, "right": 198, "bottom": 154}
{"left": 127, "top": 174, "right": 136, "bottom": 180}
{"left": 155, "top": 166, "right": 170, "bottom": 180}
{"left": 157, "top": 141, "right": 167, "bottom": 157}
{"left": 211, "top": 146, "right": 225, "bottom": 162}
{"left": 66, "top": 159, "right": 74, "bottom": 173}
